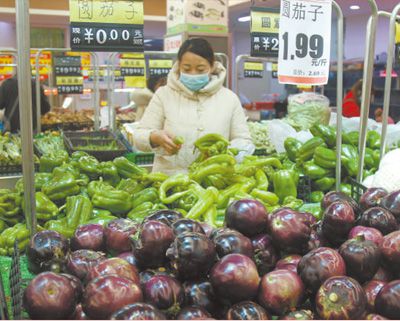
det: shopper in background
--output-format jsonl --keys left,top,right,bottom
{"left": 130, "top": 74, "right": 167, "bottom": 121}
{"left": 343, "top": 79, "right": 363, "bottom": 117}
{"left": 0, "top": 75, "right": 50, "bottom": 133}
{"left": 375, "top": 107, "right": 395, "bottom": 124}
{"left": 133, "top": 38, "right": 253, "bottom": 175}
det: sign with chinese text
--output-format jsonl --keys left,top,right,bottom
{"left": 149, "top": 59, "right": 173, "bottom": 76}
{"left": 272, "top": 63, "right": 278, "bottom": 78}
{"left": 119, "top": 54, "right": 146, "bottom": 88}
{"left": 30, "top": 51, "right": 52, "bottom": 78}
{"left": 244, "top": 62, "right": 264, "bottom": 78}
{"left": 250, "top": 7, "right": 280, "bottom": 58}
{"left": 0, "top": 55, "right": 14, "bottom": 80}
{"left": 278, "top": 0, "right": 332, "bottom": 85}
{"left": 164, "top": 34, "right": 183, "bottom": 53}
{"left": 54, "top": 56, "right": 84, "bottom": 94}
{"left": 69, "top": 0, "right": 144, "bottom": 52}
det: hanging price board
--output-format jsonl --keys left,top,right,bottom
{"left": 119, "top": 55, "right": 146, "bottom": 88}
{"left": 250, "top": 7, "right": 280, "bottom": 58}
{"left": 278, "top": 0, "right": 332, "bottom": 85}
{"left": 244, "top": 62, "right": 264, "bottom": 78}
{"left": 0, "top": 56, "right": 14, "bottom": 80}
{"left": 69, "top": 0, "right": 144, "bottom": 52}
{"left": 272, "top": 63, "right": 278, "bottom": 78}
{"left": 148, "top": 59, "right": 173, "bottom": 76}
{"left": 54, "top": 56, "right": 84, "bottom": 94}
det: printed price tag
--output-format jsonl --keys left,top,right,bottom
{"left": 69, "top": 0, "right": 144, "bottom": 52}
{"left": 278, "top": 0, "right": 332, "bottom": 85}
{"left": 55, "top": 55, "right": 84, "bottom": 94}
{"left": 250, "top": 7, "right": 280, "bottom": 58}
{"left": 148, "top": 59, "right": 173, "bottom": 76}
{"left": 244, "top": 62, "right": 264, "bottom": 78}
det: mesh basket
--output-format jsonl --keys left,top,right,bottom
{"left": 348, "top": 177, "right": 367, "bottom": 201}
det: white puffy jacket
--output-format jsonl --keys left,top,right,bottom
{"left": 133, "top": 61, "right": 253, "bottom": 175}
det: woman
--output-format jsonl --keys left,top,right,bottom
{"left": 133, "top": 38, "right": 253, "bottom": 175}
{"left": 342, "top": 79, "right": 362, "bottom": 118}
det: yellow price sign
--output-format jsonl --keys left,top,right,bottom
{"left": 396, "top": 22, "right": 400, "bottom": 44}
{"left": 149, "top": 59, "right": 173, "bottom": 69}
{"left": 251, "top": 8, "right": 280, "bottom": 34}
{"left": 244, "top": 62, "right": 264, "bottom": 71}
{"left": 120, "top": 59, "right": 145, "bottom": 68}
{"left": 56, "top": 76, "right": 84, "bottom": 86}
{"left": 125, "top": 76, "right": 146, "bottom": 88}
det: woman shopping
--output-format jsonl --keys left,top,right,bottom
{"left": 133, "top": 38, "right": 253, "bottom": 175}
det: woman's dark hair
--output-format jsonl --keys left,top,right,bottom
{"left": 147, "top": 74, "right": 167, "bottom": 93}
{"left": 177, "top": 38, "right": 215, "bottom": 66}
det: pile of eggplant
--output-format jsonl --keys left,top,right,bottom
{"left": 22, "top": 191, "right": 400, "bottom": 320}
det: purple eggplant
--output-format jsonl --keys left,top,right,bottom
{"left": 166, "top": 232, "right": 216, "bottom": 280}
{"left": 379, "top": 230, "right": 400, "bottom": 272}
{"left": 110, "top": 303, "right": 166, "bottom": 320}
{"left": 86, "top": 257, "right": 140, "bottom": 284}
{"left": 275, "top": 255, "right": 302, "bottom": 274}
{"left": 172, "top": 218, "right": 205, "bottom": 235}
{"left": 348, "top": 226, "right": 384, "bottom": 246}
{"left": 321, "top": 201, "right": 356, "bottom": 245}
{"left": 225, "top": 199, "right": 268, "bottom": 237}
{"left": 71, "top": 224, "right": 105, "bottom": 251}
{"left": 104, "top": 219, "right": 139, "bottom": 254}
{"left": 117, "top": 252, "right": 138, "bottom": 267}
{"left": 315, "top": 276, "right": 367, "bottom": 320}
{"left": 66, "top": 249, "right": 106, "bottom": 280}
{"left": 375, "top": 280, "right": 400, "bottom": 319}
{"left": 280, "top": 310, "right": 314, "bottom": 320}
{"left": 380, "top": 190, "right": 400, "bottom": 220}
{"left": 373, "top": 267, "right": 394, "bottom": 282}
{"left": 307, "top": 221, "right": 330, "bottom": 251}
{"left": 321, "top": 191, "right": 360, "bottom": 215}
{"left": 251, "top": 234, "right": 278, "bottom": 275}
{"left": 364, "top": 280, "right": 386, "bottom": 313}
{"left": 210, "top": 254, "right": 260, "bottom": 304}
{"left": 226, "top": 301, "right": 270, "bottom": 320}
{"left": 213, "top": 230, "right": 254, "bottom": 259}
{"left": 60, "top": 273, "right": 83, "bottom": 302}
{"left": 360, "top": 188, "right": 388, "bottom": 211}
{"left": 258, "top": 269, "right": 305, "bottom": 316}
{"left": 139, "top": 267, "right": 174, "bottom": 287}
{"left": 366, "top": 314, "right": 389, "bottom": 320}
{"left": 177, "top": 306, "right": 211, "bottom": 320}
{"left": 338, "top": 236, "right": 381, "bottom": 283}
{"left": 184, "top": 280, "right": 219, "bottom": 316}
{"left": 143, "top": 209, "right": 183, "bottom": 226}
{"left": 359, "top": 207, "right": 398, "bottom": 235}
{"left": 297, "top": 247, "right": 346, "bottom": 293}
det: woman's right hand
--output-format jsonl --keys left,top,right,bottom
{"left": 150, "top": 130, "right": 181, "bottom": 155}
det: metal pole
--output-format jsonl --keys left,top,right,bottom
{"left": 333, "top": 1, "right": 344, "bottom": 191}
{"left": 357, "top": 0, "right": 378, "bottom": 183}
{"left": 16, "top": 0, "right": 36, "bottom": 235}
{"left": 111, "top": 53, "right": 117, "bottom": 131}
{"left": 91, "top": 53, "right": 100, "bottom": 130}
{"left": 381, "top": 6, "right": 400, "bottom": 160}
{"left": 35, "top": 49, "right": 42, "bottom": 132}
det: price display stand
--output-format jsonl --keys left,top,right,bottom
{"left": 380, "top": 7, "right": 400, "bottom": 162}
{"left": 34, "top": 49, "right": 100, "bottom": 131}
{"left": 106, "top": 51, "right": 230, "bottom": 131}
{"left": 356, "top": 0, "right": 379, "bottom": 184}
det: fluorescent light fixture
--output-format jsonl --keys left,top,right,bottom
{"left": 62, "top": 97, "right": 74, "bottom": 109}
{"left": 350, "top": 5, "right": 360, "bottom": 10}
{"left": 238, "top": 15, "right": 250, "bottom": 22}
{"left": 144, "top": 39, "right": 152, "bottom": 43}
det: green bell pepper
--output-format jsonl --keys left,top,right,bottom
{"left": 343, "top": 131, "right": 359, "bottom": 146}
{"left": 86, "top": 215, "right": 118, "bottom": 226}
{"left": 41, "top": 172, "right": 80, "bottom": 202}
{"left": 87, "top": 180, "right": 114, "bottom": 198}
{"left": 310, "top": 124, "right": 336, "bottom": 148}
{"left": 341, "top": 144, "right": 359, "bottom": 177}
{"left": 113, "top": 157, "right": 147, "bottom": 179}
{"left": 340, "top": 183, "right": 352, "bottom": 196}
{"left": 299, "top": 203, "right": 322, "bottom": 220}
{"left": 100, "top": 161, "right": 121, "bottom": 186}
{"left": 131, "top": 187, "right": 159, "bottom": 209}
{"left": 16, "top": 173, "right": 53, "bottom": 193}
{"left": 365, "top": 148, "right": 377, "bottom": 170}
{"left": 314, "top": 177, "right": 335, "bottom": 192}
{"left": 273, "top": 170, "right": 298, "bottom": 202}
{"left": 297, "top": 137, "right": 326, "bottom": 163}
{"left": 0, "top": 191, "right": 21, "bottom": 219}
{"left": 92, "top": 189, "right": 132, "bottom": 215}
{"left": 367, "top": 131, "right": 381, "bottom": 150}
{"left": 45, "top": 218, "right": 75, "bottom": 238}
{"left": 0, "top": 223, "right": 30, "bottom": 255}
{"left": 33, "top": 192, "right": 58, "bottom": 221}
{"left": 117, "top": 178, "right": 144, "bottom": 195}
{"left": 310, "top": 191, "right": 324, "bottom": 203}
{"left": 284, "top": 137, "right": 302, "bottom": 162}
{"left": 92, "top": 208, "right": 112, "bottom": 217}
{"left": 39, "top": 150, "right": 69, "bottom": 173}
{"left": 282, "top": 196, "right": 303, "bottom": 210}
{"left": 79, "top": 155, "right": 101, "bottom": 180}
{"left": 303, "top": 161, "right": 332, "bottom": 180}
{"left": 53, "top": 163, "right": 80, "bottom": 179}
{"left": 65, "top": 195, "right": 93, "bottom": 229}
{"left": 313, "top": 146, "right": 336, "bottom": 169}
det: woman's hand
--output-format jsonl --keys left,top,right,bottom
{"left": 150, "top": 130, "right": 181, "bottom": 155}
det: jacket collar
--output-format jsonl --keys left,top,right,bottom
{"left": 167, "top": 61, "right": 226, "bottom": 100}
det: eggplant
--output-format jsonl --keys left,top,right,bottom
{"left": 104, "top": 218, "right": 139, "bottom": 254}
{"left": 315, "top": 276, "right": 367, "bottom": 320}
{"left": 297, "top": 247, "right": 346, "bottom": 294}
{"left": 375, "top": 280, "right": 400, "bottom": 319}
{"left": 338, "top": 236, "right": 381, "bottom": 283}
{"left": 86, "top": 257, "right": 140, "bottom": 284}
{"left": 66, "top": 249, "right": 106, "bottom": 281}
{"left": 268, "top": 208, "right": 311, "bottom": 254}
{"left": 210, "top": 253, "right": 260, "bottom": 304}
{"left": 139, "top": 267, "right": 174, "bottom": 287}
{"left": 132, "top": 220, "right": 175, "bottom": 269}
{"left": 213, "top": 230, "right": 254, "bottom": 259}
{"left": 167, "top": 232, "right": 216, "bottom": 280}
{"left": 73, "top": 304, "right": 89, "bottom": 320}
{"left": 200, "top": 222, "right": 215, "bottom": 237}
{"left": 380, "top": 190, "right": 400, "bottom": 220}
{"left": 258, "top": 269, "right": 305, "bottom": 316}
{"left": 24, "top": 272, "right": 77, "bottom": 320}
{"left": 321, "top": 201, "right": 356, "bottom": 245}
{"left": 70, "top": 224, "right": 105, "bottom": 251}
{"left": 225, "top": 199, "right": 268, "bottom": 237}
{"left": 226, "top": 301, "right": 270, "bottom": 320}
{"left": 364, "top": 280, "right": 386, "bottom": 313}
{"left": 275, "top": 255, "right": 302, "bottom": 274}
{"left": 117, "top": 252, "right": 138, "bottom": 267}
{"left": 177, "top": 306, "right": 211, "bottom": 320}
{"left": 60, "top": 273, "right": 83, "bottom": 302}
{"left": 184, "top": 280, "right": 219, "bottom": 316}
{"left": 359, "top": 207, "right": 398, "bottom": 235}
{"left": 110, "top": 303, "right": 166, "bottom": 320}
{"left": 366, "top": 314, "right": 389, "bottom": 320}
{"left": 348, "top": 226, "right": 384, "bottom": 246}
{"left": 172, "top": 219, "right": 205, "bottom": 235}
{"left": 360, "top": 188, "right": 388, "bottom": 211}
{"left": 143, "top": 209, "right": 183, "bottom": 226}
{"left": 82, "top": 275, "right": 143, "bottom": 319}
{"left": 280, "top": 310, "right": 314, "bottom": 320}
{"left": 321, "top": 191, "right": 360, "bottom": 215}
{"left": 142, "top": 275, "right": 185, "bottom": 317}
{"left": 307, "top": 221, "right": 330, "bottom": 251}
{"left": 251, "top": 234, "right": 279, "bottom": 275}
{"left": 27, "top": 230, "right": 69, "bottom": 274}
{"left": 373, "top": 266, "right": 394, "bottom": 282}
{"left": 379, "top": 230, "right": 400, "bottom": 272}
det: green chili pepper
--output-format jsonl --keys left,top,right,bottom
{"left": 173, "top": 136, "right": 184, "bottom": 145}
{"left": 131, "top": 188, "right": 159, "bottom": 209}
{"left": 186, "top": 188, "right": 218, "bottom": 220}
{"left": 251, "top": 189, "right": 279, "bottom": 206}
{"left": 159, "top": 174, "right": 191, "bottom": 204}
{"left": 282, "top": 196, "right": 304, "bottom": 211}
{"left": 255, "top": 169, "right": 269, "bottom": 190}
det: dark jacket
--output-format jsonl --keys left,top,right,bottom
{"left": 0, "top": 77, "right": 51, "bottom": 132}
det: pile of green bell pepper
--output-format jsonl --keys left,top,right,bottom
{"left": 0, "top": 223, "right": 30, "bottom": 255}
{"left": 0, "top": 189, "right": 22, "bottom": 225}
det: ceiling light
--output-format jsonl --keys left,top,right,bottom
{"left": 238, "top": 15, "right": 250, "bottom": 22}
{"left": 350, "top": 5, "right": 360, "bottom": 10}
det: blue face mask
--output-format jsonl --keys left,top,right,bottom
{"left": 179, "top": 72, "right": 210, "bottom": 92}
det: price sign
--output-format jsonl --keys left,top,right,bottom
{"left": 119, "top": 55, "right": 146, "bottom": 88}
{"left": 272, "top": 63, "right": 278, "bottom": 78}
{"left": 244, "top": 62, "right": 264, "bottom": 78}
{"left": 69, "top": 0, "right": 144, "bottom": 52}
{"left": 250, "top": 7, "right": 280, "bottom": 58}
{"left": 278, "top": 0, "right": 332, "bottom": 85}
{"left": 55, "top": 56, "right": 84, "bottom": 94}
{"left": 149, "top": 59, "right": 173, "bottom": 76}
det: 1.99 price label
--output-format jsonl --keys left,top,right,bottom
{"left": 278, "top": 0, "right": 332, "bottom": 85}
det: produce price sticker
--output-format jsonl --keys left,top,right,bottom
{"left": 277, "top": 0, "right": 332, "bottom": 85}
{"left": 149, "top": 59, "right": 173, "bottom": 76}
{"left": 69, "top": 0, "right": 144, "bottom": 52}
